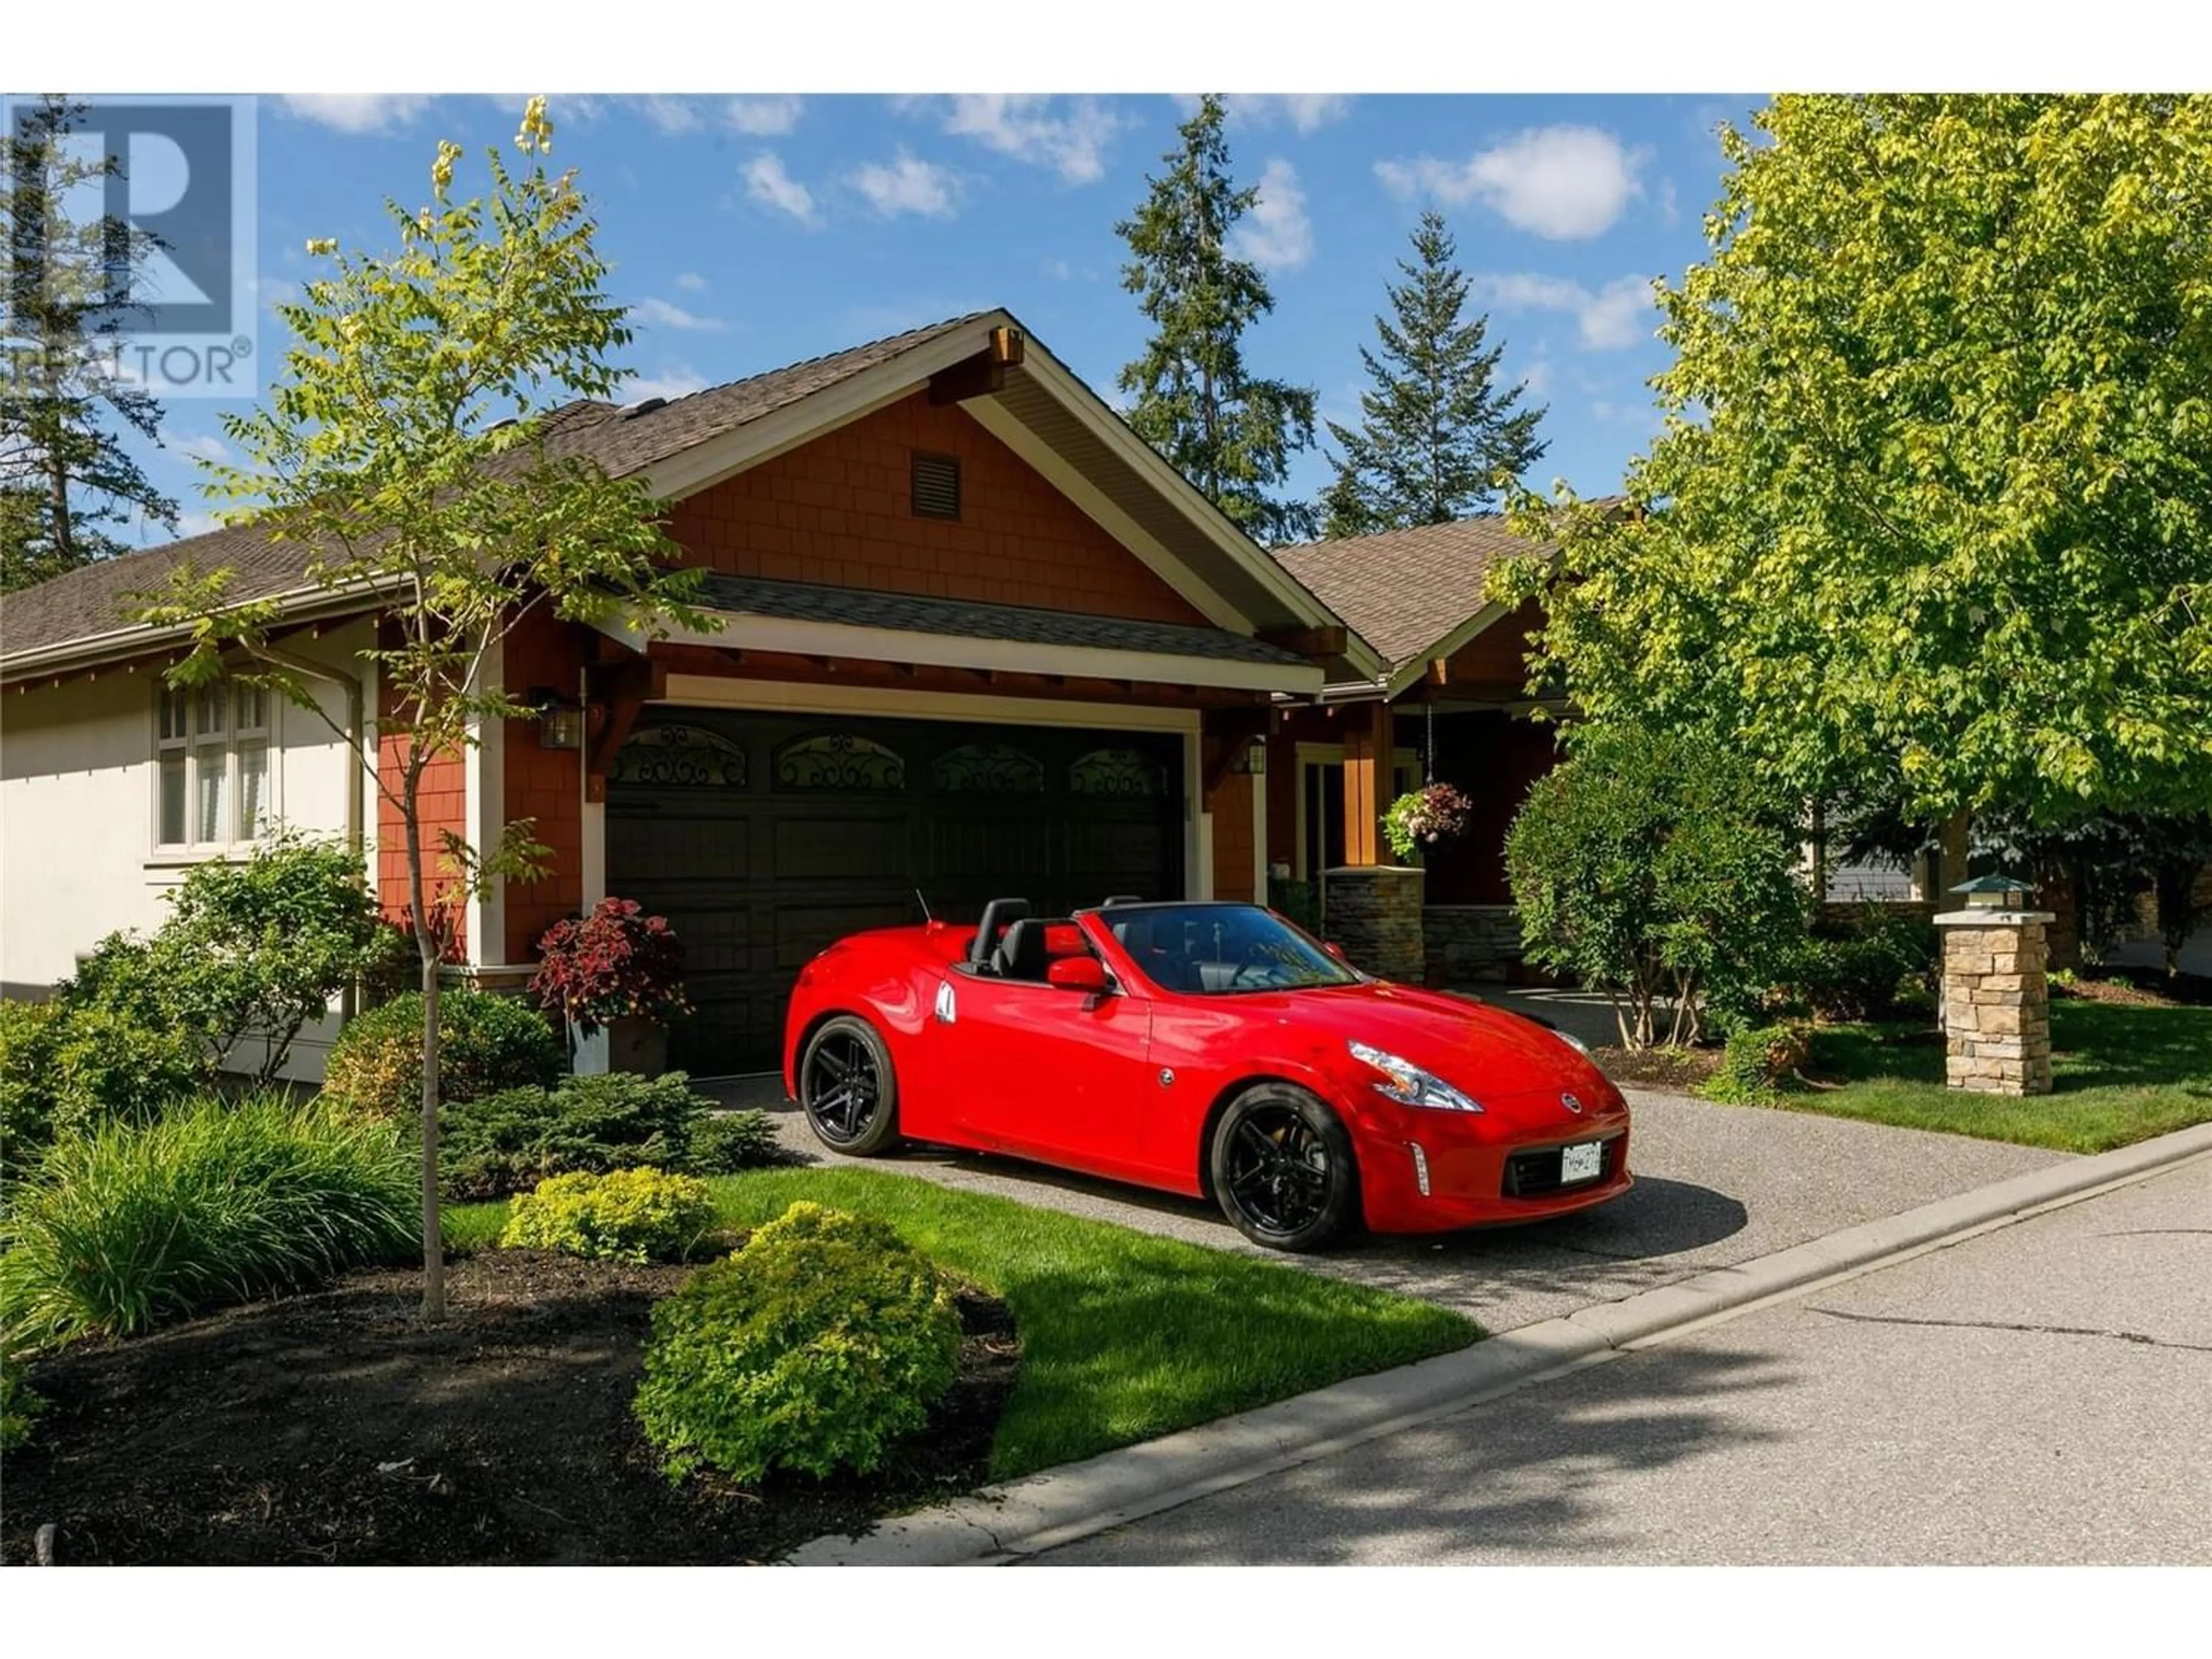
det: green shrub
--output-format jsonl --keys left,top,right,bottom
{"left": 437, "top": 1071, "right": 776, "bottom": 1200}
{"left": 323, "top": 989, "right": 562, "bottom": 1121}
{"left": 1789, "top": 907, "right": 1938, "bottom": 1022}
{"left": 60, "top": 836, "right": 383, "bottom": 1086}
{"left": 1705, "top": 1022, "right": 1813, "bottom": 1105}
{"left": 683, "top": 1108, "right": 779, "bottom": 1176}
{"left": 499, "top": 1167, "right": 716, "bottom": 1263}
{"left": 0, "top": 1093, "right": 417, "bottom": 1351}
{"left": 1, "top": 1354, "right": 42, "bottom": 1453}
{"left": 633, "top": 1201, "right": 963, "bottom": 1484}
{"left": 1506, "top": 722, "right": 1806, "bottom": 1048}
{"left": 2, "top": 998, "right": 211, "bottom": 1179}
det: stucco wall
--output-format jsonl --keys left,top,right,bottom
{"left": 0, "top": 621, "right": 377, "bottom": 1082}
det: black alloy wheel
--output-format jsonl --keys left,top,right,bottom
{"left": 1209, "top": 1084, "right": 1358, "bottom": 1251}
{"left": 799, "top": 1015, "right": 902, "bottom": 1156}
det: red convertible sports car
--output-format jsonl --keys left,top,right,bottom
{"left": 783, "top": 898, "right": 1631, "bottom": 1251}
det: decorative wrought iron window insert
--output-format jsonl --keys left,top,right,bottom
{"left": 609, "top": 724, "right": 749, "bottom": 789}
{"left": 1069, "top": 747, "right": 1168, "bottom": 797}
{"left": 775, "top": 731, "right": 908, "bottom": 791}
{"left": 931, "top": 741, "right": 1044, "bottom": 796}
{"left": 911, "top": 451, "right": 961, "bottom": 520}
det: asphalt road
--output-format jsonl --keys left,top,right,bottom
{"left": 1033, "top": 1156, "right": 2212, "bottom": 1566}
{"left": 714, "top": 1074, "right": 2065, "bottom": 1335}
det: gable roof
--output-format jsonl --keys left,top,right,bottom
{"left": 1268, "top": 514, "right": 1568, "bottom": 697}
{"left": 3, "top": 309, "right": 1376, "bottom": 683}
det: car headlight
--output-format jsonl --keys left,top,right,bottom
{"left": 1348, "top": 1041, "right": 1483, "bottom": 1113}
{"left": 1552, "top": 1027, "right": 1593, "bottom": 1058}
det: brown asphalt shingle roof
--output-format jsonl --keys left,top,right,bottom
{"left": 1268, "top": 515, "right": 1560, "bottom": 669}
{"left": 693, "top": 571, "right": 1306, "bottom": 666}
{"left": 1, "top": 315, "right": 987, "bottom": 668}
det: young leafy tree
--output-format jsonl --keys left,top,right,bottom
{"left": 1497, "top": 96, "right": 2212, "bottom": 835}
{"left": 133, "top": 100, "right": 716, "bottom": 1320}
{"left": 1116, "top": 95, "right": 1317, "bottom": 544}
{"left": 1321, "top": 210, "right": 1547, "bottom": 540}
{"left": 0, "top": 94, "right": 178, "bottom": 590}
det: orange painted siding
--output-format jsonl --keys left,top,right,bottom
{"left": 1209, "top": 771, "right": 1256, "bottom": 903}
{"left": 664, "top": 392, "right": 1207, "bottom": 625}
{"left": 502, "top": 608, "right": 589, "bottom": 962}
{"left": 376, "top": 666, "right": 469, "bottom": 961}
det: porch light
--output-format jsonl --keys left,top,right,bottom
{"left": 1950, "top": 873, "right": 2031, "bottom": 910}
{"left": 529, "top": 687, "right": 585, "bottom": 751}
{"left": 1230, "top": 736, "right": 1267, "bottom": 775}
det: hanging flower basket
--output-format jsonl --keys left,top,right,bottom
{"left": 1382, "top": 782, "right": 1474, "bottom": 864}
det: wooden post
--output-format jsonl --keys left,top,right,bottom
{"left": 1340, "top": 698, "right": 1392, "bottom": 866}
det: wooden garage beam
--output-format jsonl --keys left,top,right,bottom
{"left": 927, "top": 326, "right": 1027, "bottom": 406}
{"left": 1202, "top": 705, "right": 1271, "bottom": 795}
{"left": 582, "top": 657, "right": 666, "bottom": 804}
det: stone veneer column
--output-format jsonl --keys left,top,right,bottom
{"left": 1934, "top": 908, "right": 2055, "bottom": 1096}
{"left": 1323, "top": 866, "right": 1425, "bottom": 983}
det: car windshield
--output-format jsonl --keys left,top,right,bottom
{"left": 1097, "top": 903, "right": 1361, "bottom": 995}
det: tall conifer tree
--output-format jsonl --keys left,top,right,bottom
{"left": 1, "top": 94, "right": 177, "bottom": 590}
{"left": 1116, "top": 96, "right": 1317, "bottom": 544}
{"left": 1321, "top": 210, "right": 1545, "bottom": 540}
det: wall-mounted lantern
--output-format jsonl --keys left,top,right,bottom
{"left": 528, "top": 685, "right": 585, "bottom": 751}
{"left": 1230, "top": 736, "right": 1268, "bottom": 775}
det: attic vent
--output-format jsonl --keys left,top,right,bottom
{"left": 911, "top": 451, "right": 961, "bottom": 521}
{"left": 622, "top": 396, "right": 668, "bottom": 420}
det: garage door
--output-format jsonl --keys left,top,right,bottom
{"left": 605, "top": 709, "right": 1185, "bottom": 1074}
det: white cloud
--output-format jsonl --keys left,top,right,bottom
{"left": 1228, "top": 94, "right": 1352, "bottom": 134}
{"left": 632, "top": 297, "right": 726, "bottom": 333}
{"left": 1471, "top": 272, "right": 1656, "bottom": 350}
{"left": 1228, "top": 158, "right": 1313, "bottom": 272}
{"left": 673, "top": 272, "right": 709, "bottom": 293}
{"left": 851, "top": 150, "right": 960, "bottom": 218}
{"left": 635, "top": 96, "right": 708, "bottom": 135}
{"left": 276, "top": 95, "right": 432, "bottom": 135}
{"left": 726, "top": 96, "right": 804, "bottom": 136}
{"left": 173, "top": 433, "right": 232, "bottom": 464}
{"left": 1517, "top": 356, "right": 1555, "bottom": 399}
{"left": 939, "top": 96, "right": 1120, "bottom": 184}
{"left": 1377, "top": 125, "right": 1649, "bottom": 240}
{"left": 1041, "top": 257, "right": 1075, "bottom": 281}
{"left": 622, "top": 366, "right": 709, "bottom": 404}
{"left": 176, "top": 510, "right": 226, "bottom": 539}
{"left": 744, "top": 152, "right": 821, "bottom": 226}
{"left": 1659, "top": 176, "right": 1680, "bottom": 226}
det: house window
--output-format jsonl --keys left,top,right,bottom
{"left": 911, "top": 451, "right": 960, "bottom": 521}
{"left": 157, "top": 680, "right": 274, "bottom": 851}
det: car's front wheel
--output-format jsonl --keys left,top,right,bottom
{"left": 798, "top": 1014, "right": 902, "bottom": 1156}
{"left": 1209, "top": 1083, "right": 1358, "bottom": 1251}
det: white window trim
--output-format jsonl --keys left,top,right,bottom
{"left": 151, "top": 679, "right": 284, "bottom": 862}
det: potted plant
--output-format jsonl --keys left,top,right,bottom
{"left": 529, "top": 899, "right": 693, "bottom": 1076}
{"left": 1382, "top": 781, "right": 1474, "bottom": 866}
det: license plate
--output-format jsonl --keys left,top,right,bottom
{"left": 1559, "top": 1141, "right": 1604, "bottom": 1184}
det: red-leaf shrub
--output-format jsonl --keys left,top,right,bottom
{"left": 530, "top": 899, "right": 694, "bottom": 1035}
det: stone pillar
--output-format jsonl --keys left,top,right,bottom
{"left": 1934, "top": 908, "right": 2054, "bottom": 1096}
{"left": 1324, "top": 865, "right": 1425, "bottom": 983}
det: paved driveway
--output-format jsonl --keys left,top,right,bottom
{"left": 710, "top": 1073, "right": 2068, "bottom": 1335}
{"left": 1036, "top": 1158, "right": 2212, "bottom": 1565}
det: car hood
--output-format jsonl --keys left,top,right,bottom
{"left": 1239, "top": 980, "right": 1622, "bottom": 1110}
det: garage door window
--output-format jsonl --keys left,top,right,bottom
{"left": 774, "top": 731, "right": 907, "bottom": 791}
{"left": 932, "top": 741, "right": 1044, "bottom": 796}
{"left": 1069, "top": 747, "right": 1168, "bottom": 797}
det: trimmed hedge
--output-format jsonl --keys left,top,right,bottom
{"left": 632, "top": 1202, "right": 963, "bottom": 1484}
{"left": 0, "top": 1093, "right": 418, "bottom": 1350}
{"left": 1704, "top": 1022, "right": 1813, "bottom": 1105}
{"left": 499, "top": 1167, "right": 717, "bottom": 1263}
{"left": 322, "top": 989, "right": 563, "bottom": 1121}
{"left": 437, "top": 1071, "right": 778, "bottom": 1201}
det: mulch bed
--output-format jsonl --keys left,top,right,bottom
{"left": 1, "top": 1249, "right": 1019, "bottom": 1566}
{"left": 2054, "top": 967, "right": 2210, "bottom": 1009}
{"left": 1595, "top": 1044, "right": 1725, "bottom": 1092}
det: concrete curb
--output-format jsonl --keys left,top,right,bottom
{"left": 787, "top": 1118, "right": 2212, "bottom": 1566}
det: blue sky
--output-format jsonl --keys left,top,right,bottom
{"left": 132, "top": 92, "right": 1763, "bottom": 545}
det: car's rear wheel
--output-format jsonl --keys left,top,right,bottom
{"left": 799, "top": 1015, "right": 901, "bottom": 1156}
{"left": 1209, "top": 1083, "right": 1358, "bottom": 1252}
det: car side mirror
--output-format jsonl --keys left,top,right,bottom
{"left": 1046, "top": 956, "right": 1109, "bottom": 994}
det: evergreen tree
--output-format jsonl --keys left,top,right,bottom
{"left": 1116, "top": 95, "right": 1317, "bottom": 544}
{"left": 1321, "top": 211, "right": 1545, "bottom": 540}
{"left": 1, "top": 95, "right": 178, "bottom": 591}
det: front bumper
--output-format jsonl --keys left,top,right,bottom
{"left": 1356, "top": 1107, "right": 1633, "bottom": 1234}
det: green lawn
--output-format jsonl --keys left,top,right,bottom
{"left": 1769, "top": 999, "right": 2212, "bottom": 1154}
{"left": 444, "top": 1167, "right": 1478, "bottom": 1479}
